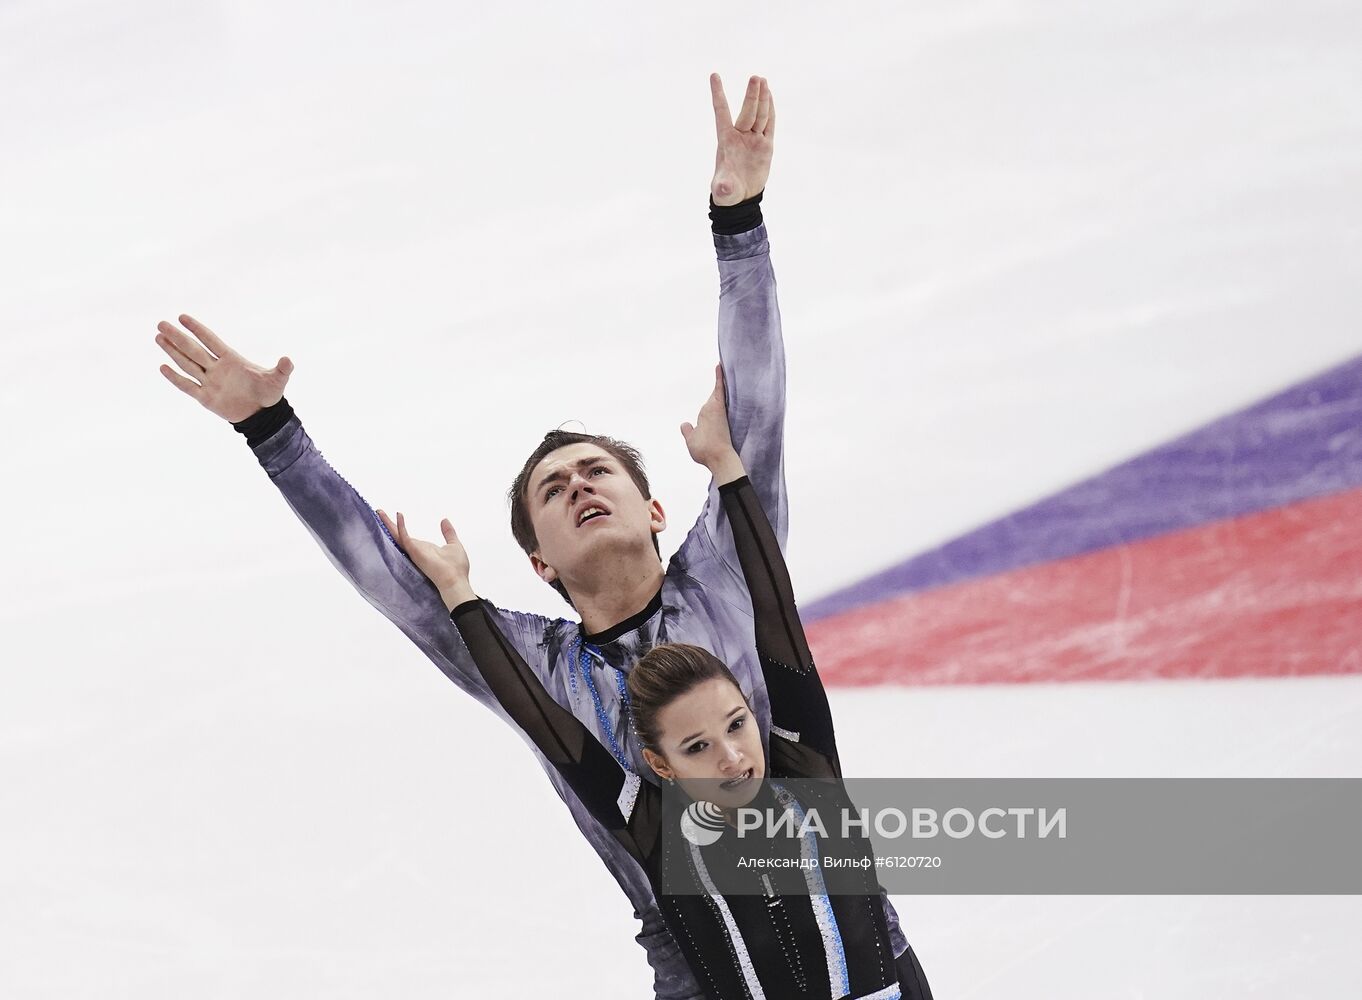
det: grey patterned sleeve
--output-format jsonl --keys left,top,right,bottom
{"left": 673, "top": 217, "right": 789, "bottom": 589}
{"left": 243, "top": 411, "right": 548, "bottom": 707}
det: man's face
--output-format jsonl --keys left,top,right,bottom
{"left": 644, "top": 677, "right": 765, "bottom": 810}
{"left": 526, "top": 443, "right": 666, "bottom": 588}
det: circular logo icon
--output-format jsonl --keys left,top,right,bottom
{"left": 680, "top": 800, "right": 727, "bottom": 846}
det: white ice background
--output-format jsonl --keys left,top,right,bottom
{"left": 3, "top": 1, "right": 1361, "bottom": 996}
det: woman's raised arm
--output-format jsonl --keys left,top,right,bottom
{"left": 682, "top": 368, "right": 840, "bottom": 769}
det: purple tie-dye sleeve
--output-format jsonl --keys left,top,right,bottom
{"left": 673, "top": 222, "right": 789, "bottom": 583}
{"left": 246, "top": 412, "right": 547, "bottom": 706}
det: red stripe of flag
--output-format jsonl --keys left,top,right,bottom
{"left": 807, "top": 486, "right": 1362, "bottom": 686}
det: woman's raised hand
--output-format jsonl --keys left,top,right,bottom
{"left": 376, "top": 510, "right": 477, "bottom": 611}
{"left": 155, "top": 314, "right": 293, "bottom": 423}
{"left": 681, "top": 365, "right": 746, "bottom": 485}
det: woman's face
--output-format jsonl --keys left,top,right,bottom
{"left": 644, "top": 677, "right": 766, "bottom": 809}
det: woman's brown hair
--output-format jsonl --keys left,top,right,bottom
{"left": 627, "top": 643, "right": 746, "bottom": 751}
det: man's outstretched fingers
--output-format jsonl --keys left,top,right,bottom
{"left": 710, "top": 72, "right": 733, "bottom": 135}
{"left": 754, "top": 78, "right": 770, "bottom": 133}
{"left": 159, "top": 364, "right": 203, "bottom": 399}
{"left": 157, "top": 321, "right": 215, "bottom": 371}
{"left": 156, "top": 333, "right": 206, "bottom": 378}
{"left": 178, "top": 314, "right": 230, "bottom": 359}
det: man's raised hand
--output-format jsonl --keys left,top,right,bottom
{"left": 709, "top": 73, "right": 775, "bottom": 207}
{"left": 155, "top": 314, "right": 293, "bottom": 423}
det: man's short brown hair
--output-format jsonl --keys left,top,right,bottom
{"left": 508, "top": 430, "right": 660, "bottom": 606}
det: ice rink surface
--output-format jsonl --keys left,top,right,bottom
{"left": 3, "top": 0, "right": 1361, "bottom": 996}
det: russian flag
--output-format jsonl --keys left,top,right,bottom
{"left": 805, "top": 356, "right": 1362, "bottom": 686}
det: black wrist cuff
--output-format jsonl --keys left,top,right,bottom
{"left": 232, "top": 397, "right": 295, "bottom": 449}
{"left": 709, "top": 189, "right": 764, "bottom": 235}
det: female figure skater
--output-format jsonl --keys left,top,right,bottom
{"left": 392, "top": 367, "right": 933, "bottom": 1000}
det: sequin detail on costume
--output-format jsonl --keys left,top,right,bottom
{"left": 771, "top": 724, "right": 801, "bottom": 743}
{"left": 858, "top": 982, "right": 903, "bottom": 1000}
{"left": 686, "top": 840, "right": 767, "bottom": 1000}
{"left": 773, "top": 780, "right": 851, "bottom": 999}
{"left": 617, "top": 770, "right": 642, "bottom": 819}
{"left": 576, "top": 636, "right": 634, "bottom": 772}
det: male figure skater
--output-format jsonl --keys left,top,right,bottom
{"left": 156, "top": 74, "right": 910, "bottom": 997}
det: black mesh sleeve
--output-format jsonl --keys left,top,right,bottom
{"left": 449, "top": 598, "right": 658, "bottom": 862}
{"left": 717, "top": 476, "right": 840, "bottom": 770}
